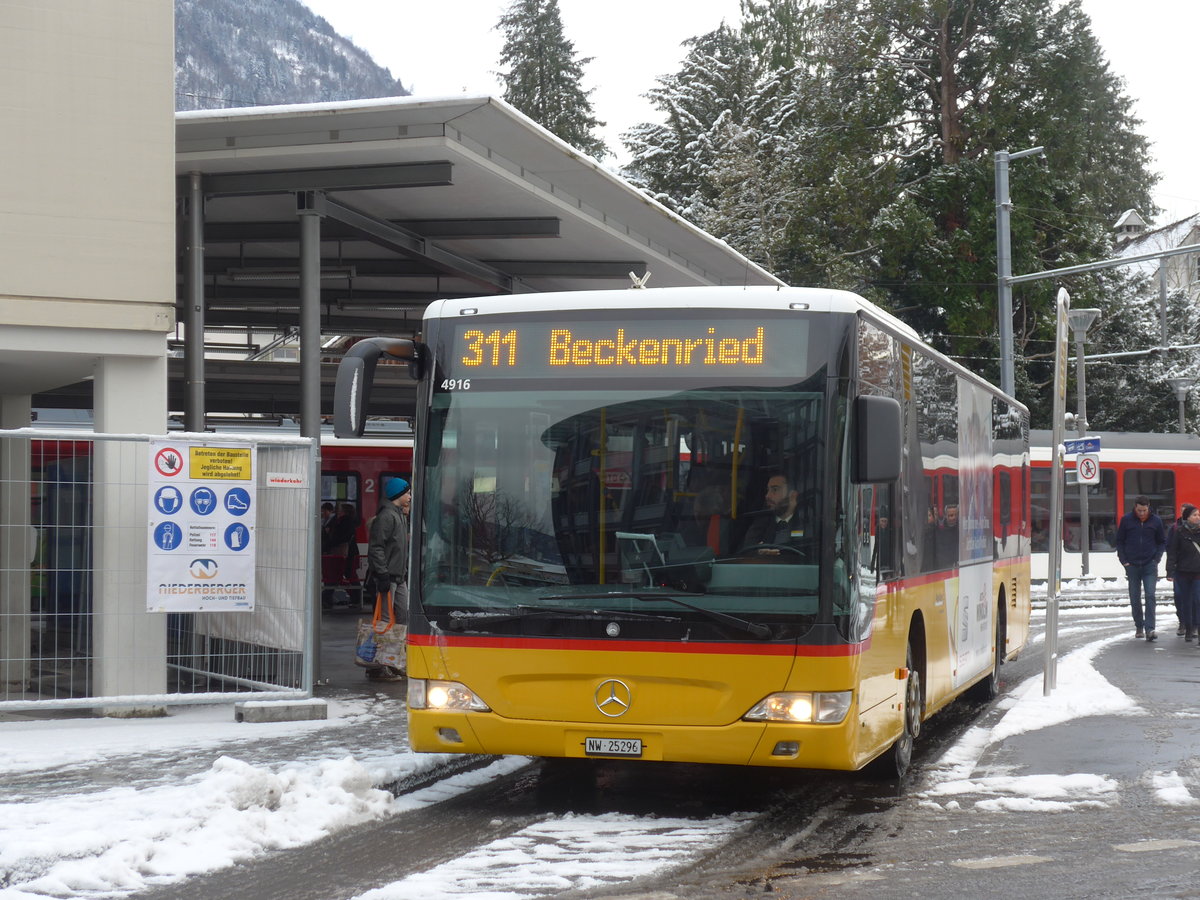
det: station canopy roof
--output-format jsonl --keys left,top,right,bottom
{"left": 38, "top": 95, "right": 784, "bottom": 420}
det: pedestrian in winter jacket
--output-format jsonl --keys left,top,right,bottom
{"left": 1115, "top": 494, "right": 1166, "bottom": 641}
{"left": 365, "top": 477, "right": 411, "bottom": 681}
{"left": 1165, "top": 502, "right": 1200, "bottom": 642}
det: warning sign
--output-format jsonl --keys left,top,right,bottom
{"left": 154, "top": 446, "right": 186, "bottom": 477}
{"left": 189, "top": 446, "right": 252, "bottom": 481}
{"left": 149, "top": 439, "right": 257, "bottom": 612}
{"left": 1077, "top": 453, "right": 1100, "bottom": 485}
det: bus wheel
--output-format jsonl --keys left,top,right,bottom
{"left": 968, "top": 601, "right": 1006, "bottom": 703}
{"left": 871, "top": 640, "right": 921, "bottom": 780}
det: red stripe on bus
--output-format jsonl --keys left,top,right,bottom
{"left": 878, "top": 556, "right": 1032, "bottom": 592}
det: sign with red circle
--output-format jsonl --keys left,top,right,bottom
{"left": 1077, "top": 453, "right": 1099, "bottom": 485}
{"left": 154, "top": 446, "right": 185, "bottom": 477}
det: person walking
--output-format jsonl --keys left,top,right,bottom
{"left": 1115, "top": 494, "right": 1166, "bottom": 641}
{"left": 366, "top": 477, "right": 411, "bottom": 681}
{"left": 1166, "top": 503, "right": 1200, "bottom": 643}
{"left": 1166, "top": 507, "right": 1187, "bottom": 635}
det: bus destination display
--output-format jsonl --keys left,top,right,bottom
{"left": 446, "top": 318, "right": 805, "bottom": 382}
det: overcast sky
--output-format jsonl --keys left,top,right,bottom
{"left": 300, "top": 0, "right": 1200, "bottom": 225}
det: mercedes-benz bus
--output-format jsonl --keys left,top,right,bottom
{"left": 335, "top": 286, "right": 1031, "bottom": 776}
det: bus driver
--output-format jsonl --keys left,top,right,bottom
{"left": 741, "top": 471, "right": 808, "bottom": 556}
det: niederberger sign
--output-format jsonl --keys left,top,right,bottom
{"left": 147, "top": 439, "right": 257, "bottom": 612}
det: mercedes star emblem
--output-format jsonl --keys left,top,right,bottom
{"left": 594, "top": 678, "right": 632, "bottom": 717}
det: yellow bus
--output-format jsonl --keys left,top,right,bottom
{"left": 336, "top": 286, "right": 1031, "bottom": 777}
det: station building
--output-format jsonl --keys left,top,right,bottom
{"left": 0, "top": 0, "right": 780, "bottom": 707}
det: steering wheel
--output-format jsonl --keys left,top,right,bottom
{"left": 737, "top": 543, "right": 808, "bottom": 562}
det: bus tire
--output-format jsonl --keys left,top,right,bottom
{"left": 870, "top": 639, "right": 922, "bottom": 780}
{"left": 968, "top": 597, "right": 1006, "bottom": 703}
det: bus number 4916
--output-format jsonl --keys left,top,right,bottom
{"left": 440, "top": 379, "right": 471, "bottom": 391}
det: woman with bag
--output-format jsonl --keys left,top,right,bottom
{"left": 1165, "top": 502, "right": 1200, "bottom": 643}
{"left": 359, "top": 477, "right": 411, "bottom": 681}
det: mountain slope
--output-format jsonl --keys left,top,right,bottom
{"left": 176, "top": 0, "right": 409, "bottom": 111}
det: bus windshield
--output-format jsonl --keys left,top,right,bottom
{"left": 418, "top": 311, "right": 831, "bottom": 637}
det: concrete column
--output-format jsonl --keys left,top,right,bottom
{"left": 1, "top": 394, "right": 33, "bottom": 691}
{"left": 93, "top": 355, "right": 168, "bottom": 705}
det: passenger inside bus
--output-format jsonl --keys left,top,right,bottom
{"left": 678, "top": 483, "right": 731, "bottom": 558}
{"left": 934, "top": 503, "right": 959, "bottom": 569}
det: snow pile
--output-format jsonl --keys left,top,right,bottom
{"left": 0, "top": 755, "right": 394, "bottom": 898}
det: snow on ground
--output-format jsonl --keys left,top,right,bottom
{"left": 0, "top": 600, "right": 1175, "bottom": 900}
{"left": 917, "top": 604, "right": 1180, "bottom": 814}
{"left": 353, "top": 813, "right": 751, "bottom": 900}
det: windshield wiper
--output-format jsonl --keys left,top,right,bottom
{"left": 543, "top": 592, "right": 772, "bottom": 640}
{"left": 443, "top": 604, "right": 681, "bottom": 632}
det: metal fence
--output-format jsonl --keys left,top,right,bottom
{"left": 0, "top": 429, "right": 317, "bottom": 712}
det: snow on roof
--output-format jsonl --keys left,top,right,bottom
{"left": 1113, "top": 208, "right": 1145, "bottom": 229}
{"left": 1115, "top": 212, "right": 1200, "bottom": 277}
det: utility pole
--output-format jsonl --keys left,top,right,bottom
{"left": 994, "top": 146, "right": 1044, "bottom": 397}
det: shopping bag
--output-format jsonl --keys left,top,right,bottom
{"left": 354, "top": 590, "right": 406, "bottom": 671}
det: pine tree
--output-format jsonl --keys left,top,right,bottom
{"left": 624, "top": 0, "right": 1158, "bottom": 425}
{"left": 622, "top": 25, "right": 758, "bottom": 221}
{"left": 496, "top": 0, "right": 608, "bottom": 160}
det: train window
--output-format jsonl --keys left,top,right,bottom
{"left": 1031, "top": 468, "right": 1117, "bottom": 553}
{"left": 1123, "top": 470, "right": 1176, "bottom": 523}
{"left": 321, "top": 472, "right": 361, "bottom": 507}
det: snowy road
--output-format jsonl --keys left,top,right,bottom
{"left": 4, "top": 603, "right": 1180, "bottom": 900}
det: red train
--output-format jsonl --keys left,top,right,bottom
{"left": 318, "top": 436, "right": 414, "bottom": 594}
{"left": 1030, "top": 430, "right": 1200, "bottom": 581}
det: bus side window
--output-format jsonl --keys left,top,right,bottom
{"left": 997, "top": 469, "right": 1012, "bottom": 537}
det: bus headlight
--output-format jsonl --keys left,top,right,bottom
{"left": 743, "top": 691, "right": 851, "bottom": 724}
{"left": 408, "top": 678, "right": 491, "bottom": 712}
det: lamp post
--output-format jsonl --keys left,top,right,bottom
{"left": 994, "top": 145, "right": 1045, "bottom": 398}
{"left": 1167, "top": 377, "right": 1196, "bottom": 434}
{"left": 1067, "top": 308, "right": 1100, "bottom": 577}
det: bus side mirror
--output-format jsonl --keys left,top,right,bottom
{"left": 333, "top": 337, "right": 425, "bottom": 438}
{"left": 852, "top": 395, "right": 901, "bottom": 483}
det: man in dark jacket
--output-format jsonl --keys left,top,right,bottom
{"left": 366, "top": 477, "right": 411, "bottom": 680}
{"left": 740, "top": 471, "right": 810, "bottom": 558}
{"left": 1165, "top": 503, "right": 1200, "bottom": 642}
{"left": 1115, "top": 494, "right": 1166, "bottom": 641}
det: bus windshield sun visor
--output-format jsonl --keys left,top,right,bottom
{"left": 333, "top": 337, "right": 425, "bottom": 438}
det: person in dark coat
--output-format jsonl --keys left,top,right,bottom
{"left": 1165, "top": 502, "right": 1200, "bottom": 643}
{"left": 741, "top": 471, "right": 810, "bottom": 558}
{"left": 366, "top": 477, "right": 411, "bottom": 681}
{"left": 326, "top": 502, "right": 359, "bottom": 580}
{"left": 1165, "top": 509, "right": 1186, "bottom": 636}
{"left": 933, "top": 503, "right": 959, "bottom": 570}
{"left": 1116, "top": 494, "right": 1167, "bottom": 641}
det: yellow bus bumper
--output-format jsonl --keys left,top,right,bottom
{"left": 409, "top": 708, "right": 866, "bottom": 770}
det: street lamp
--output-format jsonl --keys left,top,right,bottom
{"left": 1167, "top": 377, "right": 1196, "bottom": 434}
{"left": 995, "top": 145, "right": 1045, "bottom": 398}
{"left": 1067, "top": 307, "right": 1100, "bottom": 577}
